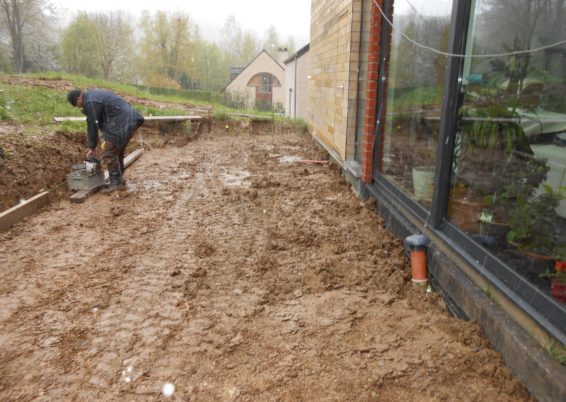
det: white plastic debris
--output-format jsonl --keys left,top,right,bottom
{"left": 162, "top": 382, "right": 175, "bottom": 397}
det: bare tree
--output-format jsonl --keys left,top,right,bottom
{"left": 90, "top": 11, "right": 134, "bottom": 80}
{"left": 478, "top": 0, "right": 562, "bottom": 91}
{"left": 262, "top": 25, "right": 281, "bottom": 55}
{"left": 0, "top": 0, "right": 54, "bottom": 73}
{"left": 220, "top": 15, "right": 243, "bottom": 66}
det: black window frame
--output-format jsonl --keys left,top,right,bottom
{"left": 371, "top": 0, "right": 566, "bottom": 344}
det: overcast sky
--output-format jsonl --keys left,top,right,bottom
{"left": 395, "top": 0, "right": 452, "bottom": 16}
{"left": 54, "top": 0, "right": 312, "bottom": 47}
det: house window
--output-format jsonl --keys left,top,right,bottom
{"left": 261, "top": 73, "right": 273, "bottom": 93}
{"left": 380, "top": 0, "right": 453, "bottom": 210}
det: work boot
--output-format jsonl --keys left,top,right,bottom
{"left": 102, "top": 172, "right": 125, "bottom": 193}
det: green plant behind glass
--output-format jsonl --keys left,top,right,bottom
{"left": 506, "top": 185, "right": 565, "bottom": 256}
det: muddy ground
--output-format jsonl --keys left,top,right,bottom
{"left": 0, "top": 121, "right": 533, "bottom": 400}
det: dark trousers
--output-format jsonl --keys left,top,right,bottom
{"left": 103, "top": 123, "right": 143, "bottom": 176}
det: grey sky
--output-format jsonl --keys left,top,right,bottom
{"left": 395, "top": 0, "right": 452, "bottom": 16}
{"left": 55, "top": 0, "right": 312, "bottom": 47}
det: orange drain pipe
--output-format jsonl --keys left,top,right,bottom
{"left": 404, "top": 234, "right": 430, "bottom": 285}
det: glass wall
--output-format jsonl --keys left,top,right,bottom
{"left": 381, "top": 0, "right": 452, "bottom": 210}
{"left": 449, "top": 0, "right": 566, "bottom": 302}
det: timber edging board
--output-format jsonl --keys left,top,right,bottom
{"left": 53, "top": 116, "right": 202, "bottom": 123}
{"left": 0, "top": 191, "right": 51, "bottom": 233}
{"left": 0, "top": 149, "right": 145, "bottom": 232}
{"left": 70, "top": 148, "right": 144, "bottom": 204}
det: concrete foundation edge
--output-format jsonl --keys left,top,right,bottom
{"left": 374, "top": 180, "right": 566, "bottom": 402}
{"left": 430, "top": 251, "right": 566, "bottom": 402}
{"left": 307, "top": 135, "right": 566, "bottom": 401}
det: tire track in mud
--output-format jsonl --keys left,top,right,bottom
{"left": 0, "top": 130, "right": 531, "bottom": 401}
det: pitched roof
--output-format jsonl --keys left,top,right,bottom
{"left": 222, "top": 50, "right": 285, "bottom": 92}
{"left": 284, "top": 43, "right": 310, "bottom": 64}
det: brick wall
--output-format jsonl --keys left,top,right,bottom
{"left": 361, "top": 0, "right": 384, "bottom": 183}
{"left": 352, "top": 0, "right": 372, "bottom": 162}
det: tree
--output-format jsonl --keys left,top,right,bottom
{"left": 191, "top": 39, "right": 230, "bottom": 91}
{"left": 137, "top": 10, "right": 195, "bottom": 86}
{"left": 90, "top": 11, "right": 134, "bottom": 81}
{"left": 286, "top": 36, "right": 296, "bottom": 55}
{"left": 262, "top": 25, "right": 281, "bottom": 55}
{"left": 240, "top": 31, "right": 259, "bottom": 65}
{"left": 220, "top": 15, "right": 243, "bottom": 66}
{"left": 476, "top": 0, "right": 563, "bottom": 92}
{"left": 0, "top": 0, "right": 55, "bottom": 73}
{"left": 60, "top": 11, "right": 134, "bottom": 80}
{"left": 60, "top": 14, "right": 102, "bottom": 77}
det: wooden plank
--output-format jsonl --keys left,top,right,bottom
{"left": 227, "top": 113, "right": 271, "bottom": 120}
{"left": 123, "top": 148, "right": 144, "bottom": 169}
{"left": 53, "top": 116, "right": 86, "bottom": 122}
{"left": 0, "top": 191, "right": 51, "bottom": 233}
{"left": 69, "top": 186, "right": 104, "bottom": 204}
{"left": 70, "top": 148, "right": 144, "bottom": 204}
{"left": 0, "top": 149, "right": 145, "bottom": 229}
{"left": 54, "top": 116, "right": 202, "bottom": 123}
{"left": 144, "top": 116, "right": 202, "bottom": 121}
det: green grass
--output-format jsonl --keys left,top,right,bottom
{"left": 290, "top": 117, "right": 309, "bottom": 134}
{"left": 0, "top": 90, "right": 9, "bottom": 120}
{"left": 0, "top": 82, "right": 78, "bottom": 126}
{"left": 389, "top": 85, "right": 443, "bottom": 112}
{"left": 548, "top": 341, "right": 566, "bottom": 366}
{"left": 0, "top": 71, "right": 289, "bottom": 135}
{"left": 27, "top": 71, "right": 277, "bottom": 117}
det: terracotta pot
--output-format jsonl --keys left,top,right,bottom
{"left": 449, "top": 197, "right": 487, "bottom": 234}
{"left": 551, "top": 280, "right": 566, "bottom": 303}
{"left": 508, "top": 244, "right": 556, "bottom": 278}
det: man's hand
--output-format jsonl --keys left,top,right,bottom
{"left": 85, "top": 148, "right": 97, "bottom": 159}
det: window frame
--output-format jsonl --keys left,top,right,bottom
{"left": 371, "top": 0, "right": 566, "bottom": 344}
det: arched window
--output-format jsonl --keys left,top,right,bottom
{"left": 247, "top": 73, "right": 281, "bottom": 93}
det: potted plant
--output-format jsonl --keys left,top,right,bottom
{"left": 479, "top": 157, "right": 550, "bottom": 244}
{"left": 540, "top": 270, "right": 566, "bottom": 303}
{"left": 506, "top": 185, "right": 565, "bottom": 273}
{"left": 556, "top": 250, "right": 566, "bottom": 273}
{"left": 451, "top": 101, "right": 542, "bottom": 234}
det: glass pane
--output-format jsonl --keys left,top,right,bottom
{"left": 381, "top": 0, "right": 452, "bottom": 210}
{"left": 449, "top": 0, "right": 566, "bottom": 303}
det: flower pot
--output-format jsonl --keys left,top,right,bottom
{"left": 412, "top": 166, "right": 435, "bottom": 202}
{"left": 479, "top": 220, "right": 510, "bottom": 247}
{"left": 449, "top": 197, "right": 487, "bottom": 234}
{"left": 551, "top": 279, "right": 566, "bottom": 303}
{"left": 508, "top": 245, "right": 556, "bottom": 283}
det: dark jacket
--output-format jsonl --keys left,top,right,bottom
{"left": 82, "top": 89, "right": 144, "bottom": 150}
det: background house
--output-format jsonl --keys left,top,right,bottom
{"left": 284, "top": 44, "right": 310, "bottom": 119}
{"left": 223, "top": 49, "right": 286, "bottom": 111}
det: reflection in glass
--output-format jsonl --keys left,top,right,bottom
{"left": 381, "top": 0, "right": 452, "bottom": 210}
{"left": 449, "top": 0, "right": 566, "bottom": 302}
